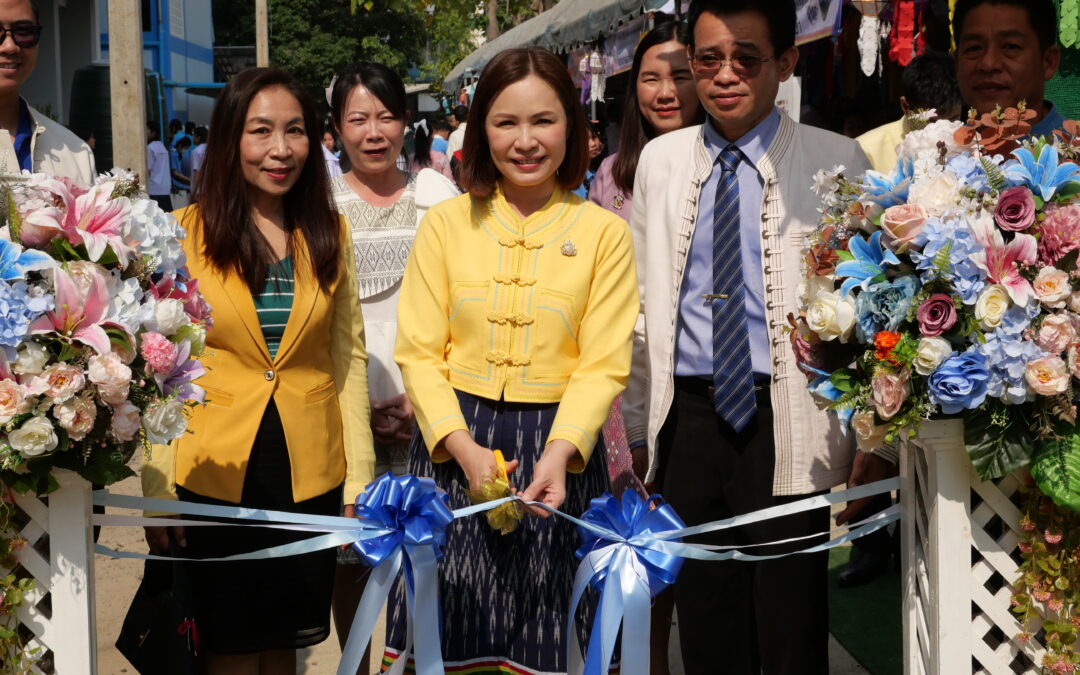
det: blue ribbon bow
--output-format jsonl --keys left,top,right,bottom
{"left": 567, "top": 490, "right": 686, "bottom": 675}
{"left": 339, "top": 473, "right": 454, "bottom": 675}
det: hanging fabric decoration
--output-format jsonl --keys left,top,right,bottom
{"left": 1062, "top": 0, "right": 1079, "bottom": 48}
{"left": 579, "top": 52, "right": 591, "bottom": 106}
{"left": 948, "top": 0, "right": 958, "bottom": 50}
{"left": 888, "top": 0, "right": 917, "bottom": 66}
{"left": 589, "top": 49, "right": 606, "bottom": 104}
{"left": 858, "top": 13, "right": 881, "bottom": 76}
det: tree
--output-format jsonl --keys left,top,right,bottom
{"left": 212, "top": 0, "right": 425, "bottom": 104}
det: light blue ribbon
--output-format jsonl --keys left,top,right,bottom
{"left": 91, "top": 476, "right": 899, "bottom": 675}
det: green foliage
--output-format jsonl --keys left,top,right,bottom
{"left": 981, "top": 156, "right": 1008, "bottom": 193}
{"left": 0, "top": 497, "right": 41, "bottom": 674}
{"left": 965, "top": 404, "right": 1036, "bottom": 480}
{"left": 1031, "top": 430, "right": 1080, "bottom": 513}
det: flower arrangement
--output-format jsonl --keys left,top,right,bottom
{"left": 793, "top": 105, "right": 1080, "bottom": 481}
{"left": 0, "top": 170, "right": 209, "bottom": 494}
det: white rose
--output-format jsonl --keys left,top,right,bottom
{"left": 914, "top": 337, "right": 953, "bottom": 376}
{"left": 87, "top": 352, "right": 132, "bottom": 406}
{"left": 110, "top": 401, "right": 141, "bottom": 441}
{"left": 0, "top": 379, "right": 29, "bottom": 424}
{"left": 1069, "top": 292, "right": 1080, "bottom": 314}
{"left": 805, "top": 288, "right": 856, "bottom": 342}
{"left": 12, "top": 341, "right": 48, "bottom": 376}
{"left": 899, "top": 119, "right": 963, "bottom": 158}
{"left": 908, "top": 168, "right": 962, "bottom": 217}
{"left": 1034, "top": 267, "right": 1072, "bottom": 309}
{"left": 8, "top": 416, "right": 58, "bottom": 457}
{"left": 54, "top": 395, "right": 97, "bottom": 441}
{"left": 852, "top": 409, "right": 890, "bottom": 453}
{"left": 142, "top": 398, "right": 188, "bottom": 444}
{"left": 153, "top": 298, "right": 189, "bottom": 336}
{"left": 975, "top": 284, "right": 1012, "bottom": 330}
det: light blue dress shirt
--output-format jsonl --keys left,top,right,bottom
{"left": 674, "top": 109, "right": 780, "bottom": 378}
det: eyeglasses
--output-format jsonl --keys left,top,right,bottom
{"left": 0, "top": 25, "right": 42, "bottom": 48}
{"left": 690, "top": 53, "right": 774, "bottom": 78}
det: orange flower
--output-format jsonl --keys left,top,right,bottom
{"left": 874, "top": 331, "right": 902, "bottom": 363}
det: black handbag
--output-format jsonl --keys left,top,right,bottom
{"left": 115, "top": 546, "right": 203, "bottom": 675}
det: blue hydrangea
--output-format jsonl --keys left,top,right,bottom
{"left": 928, "top": 350, "right": 990, "bottom": 414}
{"left": 909, "top": 218, "right": 987, "bottom": 304}
{"left": 946, "top": 155, "right": 990, "bottom": 193}
{"left": 0, "top": 280, "right": 53, "bottom": 350}
{"left": 974, "top": 328, "right": 1043, "bottom": 404}
{"left": 854, "top": 275, "right": 920, "bottom": 344}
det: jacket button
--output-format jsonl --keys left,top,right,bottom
{"left": 264, "top": 369, "right": 275, "bottom": 381}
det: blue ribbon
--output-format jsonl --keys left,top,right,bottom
{"left": 566, "top": 491, "right": 686, "bottom": 675}
{"left": 91, "top": 476, "right": 900, "bottom": 675}
{"left": 338, "top": 473, "right": 453, "bottom": 675}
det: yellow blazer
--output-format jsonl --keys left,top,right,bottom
{"left": 141, "top": 205, "right": 374, "bottom": 506}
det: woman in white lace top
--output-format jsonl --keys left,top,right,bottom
{"left": 326, "top": 61, "right": 458, "bottom": 666}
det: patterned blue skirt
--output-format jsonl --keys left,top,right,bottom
{"left": 383, "top": 390, "right": 610, "bottom": 674}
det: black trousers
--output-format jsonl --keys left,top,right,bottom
{"left": 656, "top": 378, "right": 830, "bottom": 675}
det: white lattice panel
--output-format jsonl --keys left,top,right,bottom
{"left": 1, "top": 470, "right": 97, "bottom": 674}
{"left": 902, "top": 420, "right": 1047, "bottom": 675}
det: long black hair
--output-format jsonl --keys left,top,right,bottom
{"left": 611, "top": 21, "right": 694, "bottom": 194}
{"left": 412, "top": 124, "right": 433, "bottom": 168}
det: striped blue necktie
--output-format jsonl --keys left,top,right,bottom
{"left": 711, "top": 145, "right": 757, "bottom": 431}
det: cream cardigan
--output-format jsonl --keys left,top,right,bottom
{"left": 624, "top": 112, "right": 871, "bottom": 496}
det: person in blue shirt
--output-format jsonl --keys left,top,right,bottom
{"left": 431, "top": 119, "right": 450, "bottom": 155}
{"left": 953, "top": 0, "right": 1064, "bottom": 136}
{"left": 572, "top": 119, "right": 604, "bottom": 198}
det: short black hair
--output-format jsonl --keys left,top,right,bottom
{"left": 433, "top": 119, "right": 451, "bottom": 133}
{"left": 902, "top": 51, "right": 962, "bottom": 112}
{"left": 952, "top": 0, "right": 1057, "bottom": 52}
{"left": 452, "top": 105, "right": 468, "bottom": 121}
{"left": 687, "top": 0, "right": 796, "bottom": 54}
{"left": 330, "top": 62, "right": 407, "bottom": 128}
{"left": 147, "top": 120, "right": 160, "bottom": 137}
{"left": 168, "top": 118, "right": 183, "bottom": 132}
{"left": 194, "top": 125, "right": 208, "bottom": 143}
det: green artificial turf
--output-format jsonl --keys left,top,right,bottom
{"left": 828, "top": 546, "right": 903, "bottom": 675}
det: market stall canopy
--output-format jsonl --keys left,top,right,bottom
{"left": 444, "top": 0, "right": 666, "bottom": 88}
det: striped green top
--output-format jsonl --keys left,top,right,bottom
{"left": 254, "top": 256, "right": 294, "bottom": 359}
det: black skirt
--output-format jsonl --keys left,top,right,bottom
{"left": 176, "top": 400, "right": 341, "bottom": 655}
{"left": 383, "top": 390, "right": 610, "bottom": 674}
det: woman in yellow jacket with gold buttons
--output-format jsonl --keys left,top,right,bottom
{"left": 140, "top": 68, "right": 373, "bottom": 674}
{"left": 389, "top": 48, "right": 638, "bottom": 674}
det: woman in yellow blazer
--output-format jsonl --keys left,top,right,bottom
{"left": 140, "top": 68, "right": 373, "bottom": 673}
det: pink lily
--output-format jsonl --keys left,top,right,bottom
{"left": 29, "top": 268, "right": 112, "bottom": 355}
{"left": 62, "top": 185, "right": 134, "bottom": 266}
{"left": 153, "top": 273, "right": 214, "bottom": 327}
{"left": 969, "top": 216, "right": 1037, "bottom": 305}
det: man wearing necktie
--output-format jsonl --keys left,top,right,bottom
{"left": 623, "top": 1, "right": 883, "bottom": 672}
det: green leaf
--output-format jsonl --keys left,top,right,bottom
{"left": 829, "top": 368, "right": 857, "bottom": 393}
{"left": 1057, "top": 249, "right": 1080, "bottom": 274}
{"left": 836, "top": 250, "right": 855, "bottom": 262}
{"left": 1054, "top": 181, "right": 1080, "bottom": 201}
{"left": 1031, "top": 429, "right": 1080, "bottom": 514}
{"left": 965, "top": 406, "right": 1036, "bottom": 480}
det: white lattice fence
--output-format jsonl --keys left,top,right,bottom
{"left": 1, "top": 470, "right": 97, "bottom": 674}
{"left": 902, "top": 419, "right": 1047, "bottom": 674}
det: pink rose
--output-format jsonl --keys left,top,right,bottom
{"left": 1068, "top": 342, "right": 1080, "bottom": 379}
{"left": 872, "top": 369, "right": 910, "bottom": 420}
{"left": 994, "top": 186, "right": 1036, "bottom": 232}
{"left": 110, "top": 401, "right": 141, "bottom": 441}
{"left": 1034, "top": 267, "right": 1072, "bottom": 309}
{"left": 0, "top": 379, "right": 30, "bottom": 424}
{"left": 916, "top": 294, "right": 958, "bottom": 337}
{"left": 87, "top": 352, "right": 132, "bottom": 406}
{"left": 140, "top": 332, "right": 177, "bottom": 375}
{"left": 880, "top": 204, "right": 928, "bottom": 252}
{"left": 54, "top": 395, "right": 97, "bottom": 441}
{"left": 30, "top": 363, "right": 85, "bottom": 403}
{"left": 1039, "top": 204, "right": 1080, "bottom": 266}
{"left": 1026, "top": 356, "right": 1070, "bottom": 395}
{"left": 1036, "top": 314, "right": 1077, "bottom": 355}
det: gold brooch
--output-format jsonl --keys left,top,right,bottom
{"left": 560, "top": 240, "right": 577, "bottom": 256}
{"left": 612, "top": 194, "right": 624, "bottom": 210}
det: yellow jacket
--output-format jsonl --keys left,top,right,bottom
{"left": 141, "top": 205, "right": 375, "bottom": 506}
{"left": 394, "top": 186, "right": 638, "bottom": 470}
